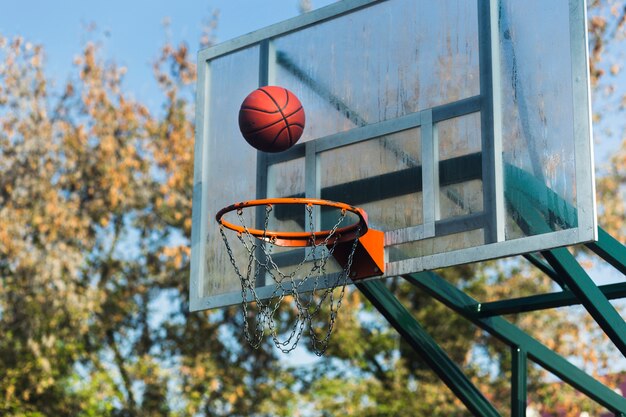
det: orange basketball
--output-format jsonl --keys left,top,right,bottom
{"left": 238, "top": 86, "right": 305, "bottom": 153}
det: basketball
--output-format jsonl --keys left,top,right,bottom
{"left": 238, "top": 86, "right": 305, "bottom": 153}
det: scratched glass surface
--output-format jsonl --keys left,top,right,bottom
{"left": 203, "top": 46, "right": 260, "bottom": 298}
{"left": 273, "top": 0, "right": 479, "bottom": 141}
{"left": 499, "top": 0, "right": 578, "bottom": 240}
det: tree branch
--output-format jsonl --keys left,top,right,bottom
{"left": 106, "top": 329, "right": 137, "bottom": 414}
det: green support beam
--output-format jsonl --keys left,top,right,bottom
{"left": 522, "top": 253, "right": 567, "bottom": 289}
{"left": 587, "top": 227, "right": 626, "bottom": 276}
{"left": 477, "top": 281, "right": 626, "bottom": 317}
{"left": 511, "top": 347, "right": 527, "bottom": 417}
{"left": 355, "top": 280, "right": 502, "bottom": 417}
{"left": 505, "top": 169, "right": 626, "bottom": 356}
{"left": 403, "top": 272, "right": 626, "bottom": 414}
{"left": 542, "top": 248, "right": 626, "bottom": 357}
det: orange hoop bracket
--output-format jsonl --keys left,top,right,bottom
{"left": 216, "top": 197, "right": 369, "bottom": 247}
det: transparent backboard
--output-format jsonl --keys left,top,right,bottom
{"left": 190, "top": 0, "right": 595, "bottom": 311}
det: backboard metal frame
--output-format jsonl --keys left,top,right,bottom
{"left": 190, "top": 0, "right": 596, "bottom": 312}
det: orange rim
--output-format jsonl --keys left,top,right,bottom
{"left": 215, "top": 198, "right": 369, "bottom": 247}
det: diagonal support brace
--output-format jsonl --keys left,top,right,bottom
{"left": 587, "top": 227, "right": 626, "bottom": 276}
{"left": 403, "top": 271, "right": 626, "bottom": 414}
{"left": 542, "top": 247, "right": 626, "bottom": 357}
{"left": 356, "top": 280, "right": 502, "bottom": 417}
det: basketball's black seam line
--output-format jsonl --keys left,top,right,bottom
{"left": 287, "top": 124, "right": 305, "bottom": 138}
{"left": 284, "top": 108, "right": 304, "bottom": 147}
{"left": 259, "top": 87, "right": 293, "bottom": 145}
{"left": 241, "top": 106, "right": 303, "bottom": 135}
{"left": 240, "top": 105, "right": 281, "bottom": 114}
{"left": 282, "top": 90, "right": 294, "bottom": 146}
{"left": 241, "top": 105, "right": 301, "bottom": 119}
{"left": 258, "top": 87, "right": 289, "bottom": 112}
{"left": 270, "top": 124, "right": 290, "bottom": 149}
{"left": 240, "top": 108, "right": 301, "bottom": 134}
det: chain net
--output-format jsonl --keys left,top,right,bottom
{"left": 219, "top": 203, "right": 360, "bottom": 356}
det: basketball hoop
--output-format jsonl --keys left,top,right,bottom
{"left": 216, "top": 197, "right": 384, "bottom": 355}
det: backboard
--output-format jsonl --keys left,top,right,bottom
{"left": 190, "top": 0, "right": 595, "bottom": 311}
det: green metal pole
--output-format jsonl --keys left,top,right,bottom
{"left": 523, "top": 253, "right": 567, "bottom": 289}
{"left": 477, "top": 281, "right": 626, "bottom": 317}
{"left": 511, "top": 347, "right": 527, "bottom": 417}
{"left": 587, "top": 227, "right": 626, "bottom": 276}
{"left": 356, "top": 280, "right": 502, "bottom": 417}
{"left": 404, "top": 272, "right": 626, "bottom": 413}
{"left": 543, "top": 248, "right": 626, "bottom": 357}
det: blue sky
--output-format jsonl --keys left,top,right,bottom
{"left": 0, "top": 0, "right": 335, "bottom": 106}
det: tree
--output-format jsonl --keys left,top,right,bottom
{"left": 0, "top": 24, "right": 296, "bottom": 416}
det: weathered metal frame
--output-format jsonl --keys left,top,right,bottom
{"left": 359, "top": 227, "right": 626, "bottom": 415}
{"left": 191, "top": 0, "right": 596, "bottom": 311}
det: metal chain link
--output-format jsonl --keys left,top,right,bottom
{"left": 218, "top": 202, "right": 361, "bottom": 355}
